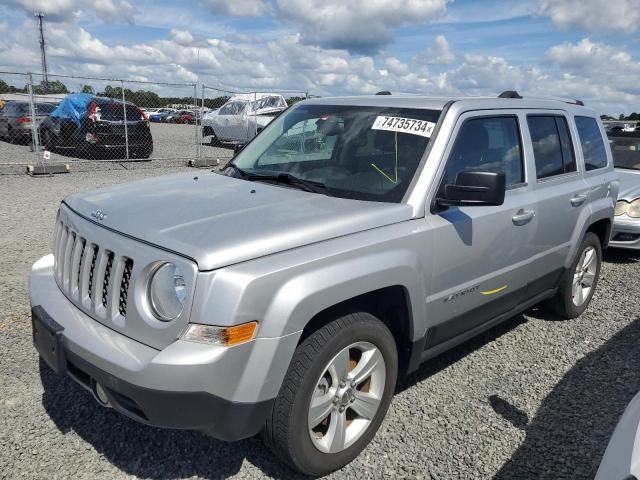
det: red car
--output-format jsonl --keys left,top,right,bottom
{"left": 168, "top": 110, "right": 195, "bottom": 124}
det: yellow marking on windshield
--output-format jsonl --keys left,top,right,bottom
{"left": 371, "top": 130, "right": 399, "bottom": 184}
{"left": 480, "top": 285, "right": 508, "bottom": 296}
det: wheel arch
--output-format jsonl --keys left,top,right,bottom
{"left": 298, "top": 285, "right": 415, "bottom": 375}
{"left": 587, "top": 217, "right": 612, "bottom": 249}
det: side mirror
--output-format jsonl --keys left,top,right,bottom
{"left": 436, "top": 171, "right": 506, "bottom": 207}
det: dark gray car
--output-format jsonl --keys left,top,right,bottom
{"left": 0, "top": 101, "right": 56, "bottom": 143}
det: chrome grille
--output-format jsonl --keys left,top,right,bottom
{"left": 53, "top": 218, "right": 135, "bottom": 320}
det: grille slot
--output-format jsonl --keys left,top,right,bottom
{"left": 119, "top": 258, "right": 134, "bottom": 317}
{"left": 102, "top": 252, "right": 115, "bottom": 308}
{"left": 76, "top": 239, "right": 86, "bottom": 287}
{"left": 53, "top": 217, "right": 135, "bottom": 324}
{"left": 87, "top": 245, "right": 99, "bottom": 299}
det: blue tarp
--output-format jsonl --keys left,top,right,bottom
{"left": 50, "top": 93, "right": 96, "bottom": 126}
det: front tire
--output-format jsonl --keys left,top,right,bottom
{"left": 263, "top": 312, "right": 398, "bottom": 476}
{"left": 548, "top": 232, "right": 602, "bottom": 319}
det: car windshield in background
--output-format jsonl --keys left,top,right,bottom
{"left": 249, "top": 96, "right": 286, "bottom": 112}
{"left": 219, "top": 101, "right": 247, "bottom": 115}
{"left": 232, "top": 104, "right": 442, "bottom": 202}
{"left": 609, "top": 135, "right": 640, "bottom": 171}
{"left": 96, "top": 102, "right": 144, "bottom": 122}
{"left": 35, "top": 103, "right": 55, "bottom": 115}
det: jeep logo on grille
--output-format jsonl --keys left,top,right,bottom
{"left": 90, "top": 209, "right": 107, "bottom": 221}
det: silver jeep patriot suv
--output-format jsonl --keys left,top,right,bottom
{"left": 30, "top": 91, "right": 618, "bottom": 476}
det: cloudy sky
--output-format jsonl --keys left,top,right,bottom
{"left": 0, "top": 0, "right": 639, "bottom": 114}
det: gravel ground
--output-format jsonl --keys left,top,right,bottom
{"left": 0, "top": 123, "right": 233, "bottom": 169}
{"left": 1, "top": 167, "right": 639, "bottom": 479}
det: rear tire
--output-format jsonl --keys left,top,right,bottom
{"left": 209, "top": 132, "right": 222, "bottom": 147}
{"left": 262, "top": 312, "right": 398, "bottom": 476}
{"left": 7, "top": 126, "right": 16, "bottom": 144}
{"left": 40, "top": 129, "right": 56, "bottom": 151}
{"left": 547, "top": 232, "right": 602, "bottom": 319}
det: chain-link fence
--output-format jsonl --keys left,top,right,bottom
{"left": 0, "top": 71, "right": 310, "bottom": 172}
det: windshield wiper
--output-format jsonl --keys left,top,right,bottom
{"left": 245, "top": 172, "right": 326, "bottom": 194}
{"left": 222, "top": 162, "right": 248, "bottom": 178}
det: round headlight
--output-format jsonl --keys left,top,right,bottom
{"left": 148, "top": 262, "right": 186, "bottom": 321}
{"left": 629, "top": 199, "right": 640, "bottom": 218}
{"left": 615, "top": 200, "right": 628, "bottom": 216}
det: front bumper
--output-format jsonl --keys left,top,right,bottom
{"left": 29, "top": 254, "right": 299, "bottom": 440}
{"left": 610, "top": 216, "right": 640, "bottom": 250}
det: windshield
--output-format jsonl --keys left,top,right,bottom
{"left": 95, "top": 102, "right": 144, "bottom": 122}
{"left": 219, "top": 101, "right": 247, "bottom": 115}
{"left": 232, "top": 103, "right": 441, "bottom": 202}
{"left": 36, "top": 103, "right": 56, "bottom": 115}
{"left": 609, "top": 135, "right": 640, "bottom": 171}
{"left": 249, "top": 96, "right": 286, "bottom": 112}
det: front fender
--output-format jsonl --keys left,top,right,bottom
{"left": 260, "top": 248, "right": 425, "bottom": 339}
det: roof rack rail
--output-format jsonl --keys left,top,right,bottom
{"left": 498, "top": 90, "right": 585, "bottom": 106}
{"left": 376, "top": 91, "right": 392, "bottom": 95}
{"left": 498, "top": 90, "right": 522, "bottom": 99}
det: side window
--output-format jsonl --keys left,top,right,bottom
{"left": 444, "top": 116, "right": 523, "bottom": 187}
{"left": 528, "top": 115, "right": 576, "bottom": 179}
{"left": 556, "top": 116, "right": 576, "bottom": 173}
{"left": 575, "top": 116, "right": 608, "bottom": 171}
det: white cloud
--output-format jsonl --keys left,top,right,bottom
{"left": 7, "top": 0, "right": 134, "bottom": 23}
{"left": 539, "top": 0, "right": 640, "bottom": 31}
{"left": 169, "top": 28, "right": 195, "bottom": 46}
{"left": 415, "top": 35, "right": 455, "bottom": 65}
{"left": 276, "top": 0, "right": 449, "bottom": 52}
{"left": 1, "top": 13, "right": 639, "bottom": 115}
{"left": 545, "top": 38, "right": 640, "bottom": 92}
{"left": 201, "top": 0, "right": 269, "bottom": 17}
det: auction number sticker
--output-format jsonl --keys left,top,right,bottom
{"left": 371, "top": 116, "right": 436, "bottom": 138}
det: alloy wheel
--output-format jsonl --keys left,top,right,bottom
{"left": 572, "top": 245, "right": 597, "bottom": 306}
{"left": 308, "top": 341, "right": 386, "bottom": 454}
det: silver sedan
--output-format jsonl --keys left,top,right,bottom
{"left": 609, "top": 135, "right": 640, "bottom": 250}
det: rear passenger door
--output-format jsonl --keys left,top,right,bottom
{"left": 425, "top": 111, "right": 538, "bottom": 347}
{"left": 574, "top": 116, "right": 613, "bottom": 214}
{"left": 524, "top": 112, "right": 589, "bottom": 286}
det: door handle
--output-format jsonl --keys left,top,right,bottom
{"left": 512, "top": 209, "right": 535, "bottom": 226}
{"left": 571, "top": 194, "right": 587, "bottom": 207}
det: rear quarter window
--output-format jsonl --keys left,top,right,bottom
{"left": 575, "top": 116, "right": 608, "bottom": 171}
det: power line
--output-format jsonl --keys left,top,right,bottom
{"left": 35, "top": 12, "right": 48, "bottom": 86}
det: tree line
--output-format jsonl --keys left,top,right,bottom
{"left": 601, "top": 113, "right": 640, "bottom": 122}
{"left": 0, "top": 80, "right": 310, "bottom": 111}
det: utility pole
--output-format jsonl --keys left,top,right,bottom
{"left": 35, "top": 12, "right": 48, "bottom": 90}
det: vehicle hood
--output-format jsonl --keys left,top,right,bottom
{"left": 616, "top": 168, "right": 640, "bottom": 201}
{"left": 63, "top": 171, "right": 413, "bottom": 270}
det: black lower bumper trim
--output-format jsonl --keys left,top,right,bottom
{"left": 32, "top": 301, "right": 273, "bottom": 443}
{"left": 62, "top": 349, "right": 273, "bottom": 441}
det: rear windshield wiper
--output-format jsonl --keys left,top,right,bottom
{"left": 245, "top": 172, "right": 326, "bottom": 194}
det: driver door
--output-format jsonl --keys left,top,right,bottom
{"left": 424, "top": 111, "right": 538, "bottom": 348}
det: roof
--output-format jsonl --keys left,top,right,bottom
{"left": 0, "top": 93, "right": 66, "bottom": 103}
{"left": 227, "top": 92, "right": 285, "bottom": 102}
{"left": 300, "top": 94, "right": 598, "bottom": 116}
